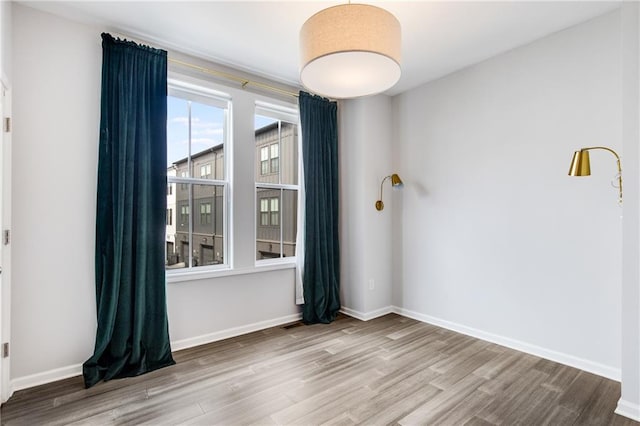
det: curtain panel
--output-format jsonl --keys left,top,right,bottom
{"left": 299, "top": 91, "right": 341, "bottom": 324}
{"left": 83, "top": 33, "right": 175, "bottom": 388}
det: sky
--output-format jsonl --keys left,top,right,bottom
{"left": 167, "top": 96, "right": 277, "bottom": 168}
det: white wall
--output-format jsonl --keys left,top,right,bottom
{"left": 392, "top": 10, "right": 623, "bottom": 377}
{"left": 12, "top": 3, "right": 100, "bottom": 382}
{"left": 339, "top": 95, "right": 395, "bottom": 318}
{"left": 11, "top": 4, "right": 299, "bottom": 386}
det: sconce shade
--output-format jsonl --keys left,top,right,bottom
{"left": 300, "top": 3, "right": 401, "bottom": 99}
{"left": 391, "top": 173, "right": 403, "bottom": 188}
{"left": 568, "top": 150, "right": 591, "bottom": 176}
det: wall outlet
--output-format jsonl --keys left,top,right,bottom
{"left": 369, "top": 279, "right": 375, "bottom": 290}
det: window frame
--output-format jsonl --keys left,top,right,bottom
{"left": 255, "top": 102, "right": 300, "bottom": 266}
{"left": 166, "top": 81, "right": 231, "bottom": 274}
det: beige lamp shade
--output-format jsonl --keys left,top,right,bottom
{"left": 300, "top": 3, "right": 401, "bottom": 99}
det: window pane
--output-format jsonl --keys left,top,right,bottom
{"left": 192, "top": 184, "right": 224, "bottom": 266}
{"left": 165, "top": 182, "right": 178, "bottom": 268}
{"left": 167, "top": 97, "right": 190, "bottom": 168}
{"left": 282, "top": 189, "right": 298, "bottom": 257}
{"left": 190, "top": 102, "right": 225, "bottom": 179}
{"left": 168, "top": 182, "right": 191, "bottom": 270}
{"left": 256, "top": 188, "right": 281, "bottom": 260}
{"left": 280, "top": 122, "right": 298, "bottom": 185}
{"left": 255, "top": 115, "right": 279, "bottom": 184}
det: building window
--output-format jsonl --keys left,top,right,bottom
{"left": 166, "top": 84, "right": 229, "bottom": 270}
{"left": 270, "top": 198, "right": 279, "bottom": 226}
{"left": 180, "top": 205, "right": 189, "bottom": 225}
{"left": 200, "top": 163, "right": 212, "bottom": 179}
{"left": 270, "top": 143, "right": 279, "bottom": 174}
{"left": 259, "top": 143, "right": 279, "bottom": 176}
{"left": 166, "top": 208, "right": 173, "bottom": 226}
{"left": 255, "top": 106, "right": 299, "bottom": 262}
{"left": 260, "top": 147, "right": 269, "bottom": 175}
{"left": 259, "top": 197, "right": 279, "bottom": 226}
{"left": 200, "top": 202, "right": 212, "bottom": 225}
{"left": 260, "top": 198, "right": 269, "bottom": 226}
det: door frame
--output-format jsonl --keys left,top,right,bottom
{"left": 1, "top": 79, "right": 12, "bottom": 404}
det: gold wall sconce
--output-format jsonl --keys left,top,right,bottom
{"left": 375, "top": 173, "right": 404, "bottom": 211}
{"left": 568, "top": 146, "right": 622, "bottom": 205}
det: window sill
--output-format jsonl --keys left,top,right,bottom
{"left": 166, "top": 261, "right": 296, "bottom": 284}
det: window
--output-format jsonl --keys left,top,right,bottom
{"left": 200, "top": 202, "right": 212, "bottom": 225}
{"left": 255, "top": 105, "right": 299, "bottom": 262}
{"left": 259, "top": 197, "right": 279, "bottom": 226}
{"left": 270, "top": 198, "right": 279, "bottom": 226}
{"left": 180, "top": 205, "right": 189, "bottom": 225}
{"left": 166, "top": 208, "right": 173, "bottom": 226}
{"left": 260, "top": 147, "right": 269, "bottom": 175}
{"left": 166, "top": 84, "right": 229, "bottom": 270}
{"left": 260, "top": 198, "right": 269, "bottom": 226}
{"left": 270, "top": 144, "right": 279, "bottom": 174}
{"left": 200, "top": 163, "right": 211, "bottom": 179}
{"left": 259, "top": 144, "right": 280, "bottom": 175}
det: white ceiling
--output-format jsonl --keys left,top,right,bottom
{"left": 22, "top": 1, "right": 620, "bottom": 96}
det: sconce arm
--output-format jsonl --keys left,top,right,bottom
{"left": 375, "top": 175, "right": 392, "bottom": 211}
{"left": 582, "top": 146, "right": 622, "bottom": 205}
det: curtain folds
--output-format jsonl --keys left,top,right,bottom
{"left": 298, "top": 91, "right": 341, "bottom": 324}
{"left": 83, "top": 33, "right": 175, "bottom": 388}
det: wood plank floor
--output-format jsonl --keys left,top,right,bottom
{"left": 1, "top": 313, "right": 637, "bottom": 425}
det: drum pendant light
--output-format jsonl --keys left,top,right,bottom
{"left": 300, "top": 3, "right": 401, "bottom": 99}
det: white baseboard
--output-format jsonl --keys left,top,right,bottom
{"left": 340, "top": 306, "right": 393, "bottom": 321}
{"left": 171, "top": 312, "right": 302, "bottom": 352}
{"left": 616, "top": 399, "right": 640, "bottom": 421}
{"left": 391, "top": 306, "right": 621, "bottom": 382}
{"left": 9, "top": 312, "right": 303, "bottom": 394}
{"left": 12, "top": 363, "right": 82, "bottom": 393}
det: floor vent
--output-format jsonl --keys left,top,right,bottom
{"left": 282, "top": 322, "right": 305, "bottom": 330}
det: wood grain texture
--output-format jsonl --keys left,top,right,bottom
{"left": 1, "top": 313, "right": 637, "bottom": 425}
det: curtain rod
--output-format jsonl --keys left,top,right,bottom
{"left": 168, "top": 58, "right": 299, "bottom": 99}
{"left": 111, "top": 32, "right": 299, "bottom": 99}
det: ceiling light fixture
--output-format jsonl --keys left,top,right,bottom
{"left": 300, "top": 3, "right": 401, "bottom": 99}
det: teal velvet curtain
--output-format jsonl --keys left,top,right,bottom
{"left": 83, "top": 33, "right": 175, "bottom": 388}
{"left": 299, "top": 91, "right": 341, "bottom": 324}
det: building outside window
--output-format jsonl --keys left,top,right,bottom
{"left": 255, "top": 105, "right": 299, "bottom": 261}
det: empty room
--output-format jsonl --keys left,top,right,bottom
{"left": 0, "top": 0, "right": 639, "bottom": 424}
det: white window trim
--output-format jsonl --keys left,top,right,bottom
{"left": 167, "top": 262, "right": 295, "bottom": 283}
{"left": 254, "top": 103, "right": 300, "bottom": 266}
{"left": 166, "top": 81, "right": 231, "bottom": 275}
